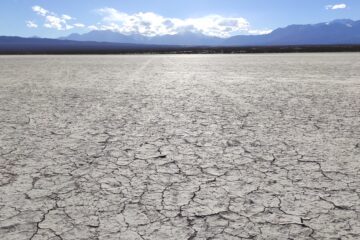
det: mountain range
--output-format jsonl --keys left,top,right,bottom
{"left": 1, "top": 19, "right": 360, "bottom": 54}
{"left": 60, "top": 19, "right": 360, "bottom": 46}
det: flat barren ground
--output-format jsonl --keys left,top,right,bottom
{"left": 0, "top": 53, "right": 359, "bottom": 240}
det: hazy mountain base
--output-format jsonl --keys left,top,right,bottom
{"left": 1, "top": 36, "right": 360, "bottom": 54}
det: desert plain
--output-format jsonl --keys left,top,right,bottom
{"left": 0, "top": 53, "right": 359, "bottom": 239}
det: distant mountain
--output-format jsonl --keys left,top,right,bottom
{"left": 60, "top": 19, "right": 360, "bottom": 46}
{"left": 61, "top": 30, "right": 223, "bottom": 46}
{"left": 144, "top": 32, "right": 224, "bottom": 46}
{"left": 59, "top": 30, "right": 138, "bottom": 44}
{"left": 224, "top": 19, "right": 360, "bottom": 46}
{"left": 0, "top": 36, "right": 176, "bottom": 54}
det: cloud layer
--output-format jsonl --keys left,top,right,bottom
{"left": 27, "top": 6, "right": 271, "bottom": 37}
{"left": 95, "top": 8, "right": 251, "bottom": 37}
{"left": 326, "top": 4, "right": 347, "bottom": 10}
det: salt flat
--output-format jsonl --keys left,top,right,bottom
{"left": 0, "top": 53, "right": 359, "bottom": 240}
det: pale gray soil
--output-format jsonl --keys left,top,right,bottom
{"left": 0, "top": 54, "right": 359, "bottom": 240}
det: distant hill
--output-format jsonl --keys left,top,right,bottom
{"left": 61, "top": 31, "right": 224, "bottom": 46}
{"left": 224, "top": 19, "right": 360, "bottom": 46}
{"left": 0, "top": 36, "right": 178, "bottom": 54}
{"left": 60, "top": 19, "right": 360, "bottom": 46}
{"left": 60, "top": 31, "right": 137, "bottom": 44}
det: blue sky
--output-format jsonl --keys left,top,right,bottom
{"left": 1, "top": 0, "right": 359, "bottom": 38}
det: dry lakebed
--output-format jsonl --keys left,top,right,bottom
{"left": 0, "top": 53, "right": 359, "bottom": 239}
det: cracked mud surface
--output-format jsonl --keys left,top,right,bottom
{"left": 0, "top": 53, "right": 359, "bottom": 240}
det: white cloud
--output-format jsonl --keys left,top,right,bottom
{"left": 26, "top": 20, "right": 38, "bottom": 28}
{"left": 62, "top": 14, "right": 73, "bottom": 21}
{"left": 44, "top": 15, "right": 64, "bottom": 30}
{"left": 88, "top": 25, "right": 99, "bottom": 30}
{"left": 96, "top": 8, "right": 252, "bottom": 38}
{"left": 31, "top": 5, "right": 75, "bottom": 30}
{"left": 326, "top": 4, "right": 347, "bottom": 10}
{"left": 32, "top": 6, "right": 49, "bottom": 16}
{"left": 74, "top": 23, "right": 86, "bottom": 28}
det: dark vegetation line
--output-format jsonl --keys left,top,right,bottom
{"left": 1, "top": 45, "right": 360, "bottom": 54}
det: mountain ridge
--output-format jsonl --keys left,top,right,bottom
{"left": 1, "top": 18, "right": 360, "bottom": 54}
{"left": 59, "top": 19, "right": 360, "bottom": 46}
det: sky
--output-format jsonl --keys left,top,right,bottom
{"left": 0, "top": 0, "right": 359, "bottom": 38}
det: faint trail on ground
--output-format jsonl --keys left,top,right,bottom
{"left": 115, "top": 57, "right": 153, "bottom": 92}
